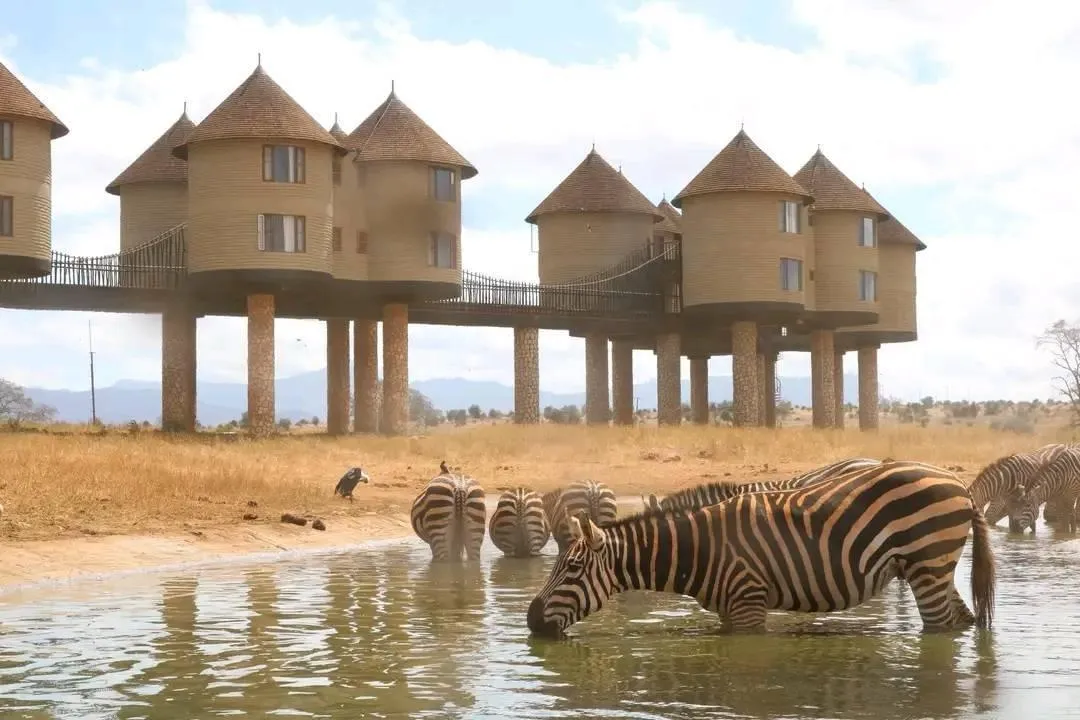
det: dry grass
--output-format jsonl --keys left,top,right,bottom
{"left": 0, "top": 422, "right": 1074, "bottom": 542}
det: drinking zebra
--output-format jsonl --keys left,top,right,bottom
{"left": 526, "top": 461, "right": 995, "bottom": 637}
{"left": 542, "top": 480, "right": 618, "bottom": 555}
{"left": 970, "top": 444, "right": 1069, "bottom": 525}
{"left": 410, "top": 465, "right": 487, "bottom": 561}
{"left": 488, "top": 487, "right": 550, "bottom": 558}
{"left": 1006, "top": 445, "right": 1080, "bottom": 534}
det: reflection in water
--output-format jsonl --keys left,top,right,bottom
{"left": 0, "top": 529, "right": 1076, "bottom": 718}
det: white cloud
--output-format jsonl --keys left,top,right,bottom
{"left": 0, "top": 0, "right": 1077, "bottom": 402}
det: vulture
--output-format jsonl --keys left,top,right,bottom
{"left": 334, "top": 467, "right": 370, "bottom": 501}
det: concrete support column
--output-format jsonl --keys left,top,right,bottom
{"left": 611, "top": 339, "right": 635, "bottom": 426}
{"left": 353, "top": 319, "right": 379, "bottom": 433}
{"left": 690, "top": 357, "right": 709, "bottom": 425}
{"left": 325, "top": 319, "right": 350, "bottom": 436}
{"left": 161, "top": 306, "right": 197, "bottom": 432}
{"left": 763, "top": 351, "right": 777, "bottom": 428}
{"left": 381, "top": 304, "right": 409, "bottom": 436}
{"left": 810, "top": 329, "right": 837, "bottom": 429}
{"left": 757, "top": 353, "right": 768, "bottom": 427}
{"left": 731, "top": 321, "right": 759, "bottom": 427}
{"left": 858, "top": 345, "right": 880, "bottom": 431}
{"left": 833, "top": 350, "right": 846, "bottom": 429}
{"left": 656, "top": 333, "right": 682, "bottom": 426}
{"left": 247, "top": 294, "right": 275, "bottom": 437}
{"left": 513, "top": 326, "right": 540, "bottom": 424}
{"left": 584, "top": 334, "right": 610, "bottom": 425}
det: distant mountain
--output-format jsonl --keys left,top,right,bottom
{"left": 22, "top": 370, "right": 859, "bottom": 425}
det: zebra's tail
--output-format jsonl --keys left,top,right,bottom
{"left": 450, "top": 481, "right": 467, "bottom": 561}
{"left": 970, "top": 503, "right": 996, "bottom": 630}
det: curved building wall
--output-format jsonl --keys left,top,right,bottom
{"left": 839, "top": 241, "right": 916, "bottom": 340}
{"left": 119, "top": 183, "right": 187, "bottom": 251}
{"left": 0, "top": 117, "right": 52, "bottom": 277}
{"left": 330, "top": 152, "right": 369, "bottom": 282}
{"left": 811, "top": 210, "right": 880, "bottom": 323}
{"left": 364, "top": 160, "right": 461, "bottom": 289}
{"left": 679, "top": 191, "right": 808, "bottom": 309}
{"left": 185, "top": 139, "right": 334, "bottom": 276}
{"left": 537, "top": 212, "right": 655, "bottom": 285}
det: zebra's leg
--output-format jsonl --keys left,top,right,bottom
{"left": 902, "top": 562, "right": 966, "bottom": 631}
{"left": 947, "top": 587, "right": 976, "bottom": 628}
{"left": 722, "top": 589, "right": 770, "bottom": 634}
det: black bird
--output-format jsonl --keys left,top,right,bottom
{"left": 334, "top": 467, "right": 370, "bottom": 501}
{"left": 440, "top": 460, "right": 451, "bottom": 474}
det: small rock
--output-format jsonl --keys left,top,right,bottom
{"left": 242, "top": 512, "right": 258, "bottom": 521}
{"left": 190, "top": 530, "right": 204, "bottom": 537}
{"left": 312, "top": 519, "right": 327, "bottom": 531}
{"left": 246, "top": 500, "right": 258, "bottom": 508}
{"left": 661, "top": 453, "right": 681, "bottom": 463}
{"left": 197, "top": 495, "right": 211, "bottom": 503}
{"left": 280, "top": 513, "right": 308, "bottom": 527}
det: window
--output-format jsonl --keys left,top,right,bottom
{"left": 356, "top": 230, "right": 368, "bottom": 254}
{"left": 778, "top": 200, "right": 800, "bottom": 233}
{"left": 332, "top": 155, "right": 341, "bottom": 186}
{"left": 859, "top": 217, "right": 876, "bottom": 247}
{"left": 859, "top": 270, "right": 877, "bottom": 301}
{"left": 432, "top": 167, "right": 456, "bottom": 202}
{"left": 262, "top": 145, "right": 306, "bottom": 183}
{"left": 0, "top": 196, "right": 12, "bottom": 237}
{"left": 257, "top": 214, "right": 306, "bottom": 253}
{"left": 779, "top": 257, "right": 803, "bottom": 291}
{"left": 0, "top": 121, "right": 11, "bottom": 161}
{"left": 332, "top": 226, "right": 342, "bottom": 251}
{"left": 429, "top": 232, "right": 457, "bottom": 268}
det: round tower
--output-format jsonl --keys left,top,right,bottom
{"left": 172, "top": 63, "right": 345, "bottom": 295}
{"left": 672, "top": 129, "right": 813, "bottom": 321}
{"left": 0, "top": 60, "right": 69, "bottom": 279}
{"left": 654, "top": 196, "right": 681, "bottom": 255}
{"left": 527, "top": 148, "right": 662, "bottom": 285}
{"left": 106, "top": 109, "right": 194, "bottom": 251}
{"left": 345, "top": 88, "right": 477, "bottom": 301}
{"left": 793, "top": 149, "right": 888, "bottom": 328}
{"left": 325, "top": 114, "right": 363, "bottom": 283}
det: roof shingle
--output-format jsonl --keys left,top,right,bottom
{"left": 793, "top": 149, "right": 888, "bottom": 216}
{"left": 656, "top": 197, "right": 682, "bottom": 233}
{"left": 526, "top": 148, "right": 662, "bottom": 224}
{"left": 0, "top": 60, "right": 68, "bottom": 139}
{"left": 106, "top": 110, "right": 195, "bottom": 195}
{"left": 863, "top": 188, "right": 926, "bottom": 250}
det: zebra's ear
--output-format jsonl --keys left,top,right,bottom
{"left": 570, "top": 512, "right": 605, "bottom": 551}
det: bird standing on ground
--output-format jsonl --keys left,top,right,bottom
{"left": 440, "top": 460, "right": 451, "bottom": 474}
{"left": 334, "top": 467, "right": 369, "bottom": 501}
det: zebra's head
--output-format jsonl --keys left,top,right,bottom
{"left": 527, "top": 512, "right": 617, "bottom": 638}
{"left": 1005, "top": 485, "right": 1036, "bottom": 533}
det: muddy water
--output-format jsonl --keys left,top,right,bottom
{"left": 1, "top": 524, "right": 1079, "bottom": 719}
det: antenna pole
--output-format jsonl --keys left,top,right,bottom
{"left": 88, "top": 320, "right": 97, "bottom": 426}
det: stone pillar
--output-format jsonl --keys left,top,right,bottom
{"left": 514, "top": 326, "right": 540, "bottom": 424}
{"left": 763, "top": 351, "right": 777, "bottom": 428}
{"left": 247, "top": 294, "right": 275, "bottom": 437}
{"left": 757, "top": 353, "right": 768, "bottom": 427}
{"left": 810, "top": 329, "right": 837, "bottom": 429}
{"left": 690, "top": 357, "right": 709, "bottom": 425}
{"left": 584, "top": 334, "right": 610, "bottom": 425}
{"left": 161, "top": 306, "right": 197, "bottom": 432}
{"left": 731, "top": 321, "right": 759, "bottom": 427}
{"left": 611, "top": 339, "right": 635, "bottom": 426}
{"left": 326, "top": 319, "right": 350, "bottom": 436}
{"left": 656, "top": 333, "right": 682, "bottom": 426}
{"left": 353, "top": 319, "right": 379, "bottom": 433}
{"left": 858, "top": 345, "right": 880, "bottom": 431}
{"left": 381, "top": 304, "right": 409, "bottom": 436}
{"left": 833, "top": 349, "right": 845, "bottom": 429}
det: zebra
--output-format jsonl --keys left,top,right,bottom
{"left": 542, "top": 480, "right": 618, "bottom": 555}
{"left": 1006, "top": 445, "right": 1080, "bottom": 534}
{"left": 526, "top": 461, "right": 995, "bottom": 637}
{"left": 789, "top": 457, "right": 882, "bottom": 485}
{"left": 970, "top": 444, "right": 1069, "bottom": 525}
{"left": 410, "top": 465, "right": 487, "bottom": 561}
{"left": 488, "top": 487, "right": 550, "bottom": 557}
{"left": 333, "top": 467, "right": 369, "bottom": 501}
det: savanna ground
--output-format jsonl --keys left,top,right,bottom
{"left": 0, "top": 404, "right": 1075, "bottom": 586}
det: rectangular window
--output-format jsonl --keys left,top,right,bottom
{"left": 332, "top": 226, "right": 342, "bottom": 252}
{"left": 262, "top": 145, "right": 306, "bottom": 183}
{"left": 0, "top": 121, "right": 12, "bottom": 161}
{"left": 432, "top": 167, "right": 456, "bottom": 202}
{"left": 356, "top": 230, "right": 368, "bottom": 254}
{"left": 778, "top": 200, "right": 800, "bottom": 233}
{"left": 779, "top": 257, "right": 803, "bottom": 291}
{"left": 859, "top": 217, "right": 876, "bottom": 247}
{"left": 257, "top": 214, "right": 306, "bottom": 253}
{"left": 0, "top": 195, "right": 12, "bottom": 236}
{"left": 429, "top": 232, "right": 457, "bottom": 268}
{"left": 332, "top": 155, "right": 341, "bottom": 186}
{"left": 859, "top": 270, "right": 877, "bottom": 301}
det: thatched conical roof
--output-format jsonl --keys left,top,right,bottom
{"left": 0, "top": 60, "right": 68, "bottom": 139}
{"left": 793, "top": 149, "right": 888, "bottom": 216}
{"left": 656, "top": 197, "right": 682, "bottom": 233}
{"left": 862, "top": 188, "right": 926, "bottom": 250}
{"left": 328, "top": 115, "right": 347, "bottom": 143}
{"left": 106, "top": 110, "right": 195, "bottom": 195}
{"left": 526, "top": 148, "right": 662, "bottom": 224}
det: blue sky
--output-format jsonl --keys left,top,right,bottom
{"left": 1, "top": 0, "right": 1078, "bottom": 403}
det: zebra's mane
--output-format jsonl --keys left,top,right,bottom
{"left": 662, "top": 479, "right": 741, "bottom": 503}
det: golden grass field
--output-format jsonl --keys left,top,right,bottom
{"left": 1, "top": 419, "right": 1075, "bottom": 544}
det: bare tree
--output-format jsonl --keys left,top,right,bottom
{"left": 1037, "top": 320, "right": 1080, "bottom": 425}
{"left": 0, "top": 379, "right": 57, "bottom": 426}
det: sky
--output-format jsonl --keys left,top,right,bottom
{"left": 1, "top": 0, "right": 1079, "bottom": 402}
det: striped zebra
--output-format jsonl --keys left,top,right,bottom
{"left": 526, "top": 461, "right": 995, "bottom": 637}
{"left": 543, "top": 480, "right": 618, "bottom": 555}
{"left": 1006, "top": 445, "right": 1080, "bottom": 534}
{"left": 970, "top": 444, "right": 1069, "bottom": 525}
{"left": 410, "top": 467, "right": 487, "bottom": 561}
{"left": 488, "top": 487, "right": 550, "bottom": 557}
